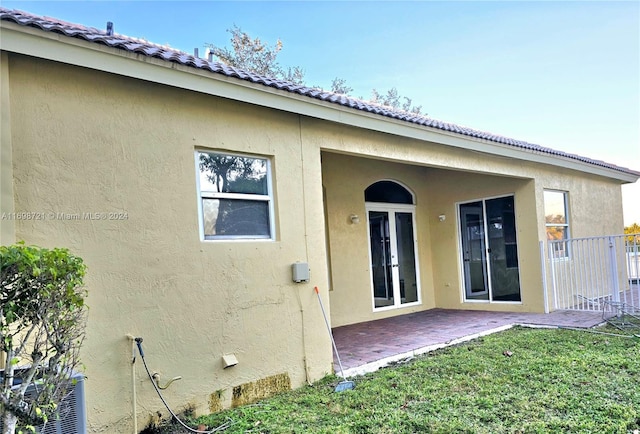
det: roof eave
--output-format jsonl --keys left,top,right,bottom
{"left": 1, "top": 21, "right": 638, "bottom": 184}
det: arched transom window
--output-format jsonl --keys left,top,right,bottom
{"left": 364, "top": 180, "right": 414, "bottom": 204}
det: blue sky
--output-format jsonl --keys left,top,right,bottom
{"left": 2, "top": 0, "right": 639, "bottom": 225}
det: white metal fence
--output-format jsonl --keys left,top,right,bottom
{"left": 542, "top": 234, "right": 640, "bottom": 312}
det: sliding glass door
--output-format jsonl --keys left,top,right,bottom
{"left": 459, "top": 196, "right": 521, "bottom": 302}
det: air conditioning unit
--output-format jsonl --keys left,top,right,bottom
{"left": 32, "top": 372, "right": 86, "bottom": 434}
{"left": 0, "top": 370, "right": 87, "bottom": 434}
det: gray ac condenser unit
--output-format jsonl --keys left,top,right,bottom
{"left": 0, "top": 369, "right": 86, "bottom": 434}
{"left": 27, "top": 372, "right": 87, "bottom": 434}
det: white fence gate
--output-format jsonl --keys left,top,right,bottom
{"left": 542, "top": 234, "right": 640, "bottom": 312}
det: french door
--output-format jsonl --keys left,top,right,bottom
{"left": 459, "top": 196, "right": 521, "bottom": 302}
{"left": 367, "top": 204, "right": 420, "bottom": 310}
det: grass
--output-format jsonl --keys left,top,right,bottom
{"left": 153, "top": 326, "right": 640, "bottom": 434}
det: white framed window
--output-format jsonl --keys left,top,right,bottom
{"left": 196, "top": 150, "right": 274, "bottom": 240}
{"left": 544, "top": 190, "right": 570, "bottom": 258}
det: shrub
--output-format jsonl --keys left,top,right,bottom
{"left": 1, "top": 243, "right": 87, "bottom": 434}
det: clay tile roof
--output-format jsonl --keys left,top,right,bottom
{"left": 1, "top": 7, "right": 638, "bottom": 177}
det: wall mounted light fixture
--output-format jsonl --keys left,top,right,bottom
{"left": 350, "top": 214, "right": 360, "bottom": 224}
{"left": 438, "top": 214, "right": 446, "bottom": 222}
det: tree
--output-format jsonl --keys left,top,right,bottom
{"left": 624, "top": 222, "right": 640, "bottom": 245}
{"left": 1, "top": 243, "right": 87, "bottom": 434}
{"left": 371, "top": 88, "right": 423, "bottom": 114}
{"left": 205, "top": 27, "right": 425, "bottom": 114}
{"left": 329, "top": 77, "right": 353, "bottom": 95}
{"left": 205, "top": 25, "right": 305, "bottom": 85}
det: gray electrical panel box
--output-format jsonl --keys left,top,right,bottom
{"left": 292, "top": 262, "right": 310, "bottom": 283}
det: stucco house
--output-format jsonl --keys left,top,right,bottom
{"left": 1, "top": 8, "right": 639, "bottom": 433}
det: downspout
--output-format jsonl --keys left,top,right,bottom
{"left": 297, "top": 114, "right": 312, "bottom": 385}
{"left": 1, "top": 50, "right": 13, "bottom": 388}
{"left": 1, "top": 51, "right": 16, "bottom": 246}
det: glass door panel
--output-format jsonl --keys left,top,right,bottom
{"left": 369, "top": 211, "right": 394, "bottom": 308}
{"left": 395, "top": 212, "right": 418, "bottom": 304}
{"left": 459, "top": 202, "right": 489, "bottom": 300}
{"left": 486, "top": 197, "right": 521, "bottom": 301}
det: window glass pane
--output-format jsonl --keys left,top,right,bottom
{"left": 544, "top": 191, "right": 566, "bottom": 224}
{"left": 546, "top": 226, "right": 567, "bottom": 241}
{"left": 396, "top": 212, "right": 418, "bottom": 304}
{"left": 549, "top": 241, "right": 569, "bottom": 260}
{"left": 365, "top": 181, "right": 413, "bottom": 204}
{"left": 203, "top": 199, "right": 270, "bottom": 238}
{"left": 547, "top": 226, "right": 569, "bottom": 258}
{"left": 198, "top": 152, "right": 268, "bottom": 195}
{"left": 369, "top": 211, "right": 394, "bottom": 308}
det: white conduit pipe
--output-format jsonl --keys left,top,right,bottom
{"left": 127, "top": 335, "right": 138, "bottom": 434}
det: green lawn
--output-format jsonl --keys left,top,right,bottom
{"left": 157, "top": 327, "right": 640, "bottom": 434}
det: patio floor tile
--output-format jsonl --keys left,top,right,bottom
{"left": 331, "top": 308, "right": 604, "bottom": 375}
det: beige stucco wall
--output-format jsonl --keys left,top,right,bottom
{"left": 320, "top": 151, "right": 542, "bottom": 327}
{"left": 320, "top": 153, "right": 437, "bottom": 326}
{"left": 3, "top": 48, "right": 628, "bottom": 433}
{"left": 424, "top": 169, "right": 541, "bottom": 312}
{"left": 534, "top": 171, "right": 625, "bottom": 239}
{"left": 533, "top": 169, "right": 625, "bottom": 310}
{"left": 4, "top": 53, "right": 333, "bottom": 433}
{"left": 428, "top": 166, "right": 624, "bottom": 313}
{"left": 310, "top": 119, "right": 626, "bottom": 326}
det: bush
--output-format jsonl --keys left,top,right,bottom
{"left": 1, "top": 243, "right": 87, "bottom": 434}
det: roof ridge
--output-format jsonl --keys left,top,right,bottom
{"left": 1, "top": 7, "right": 638, "bottom": 178}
